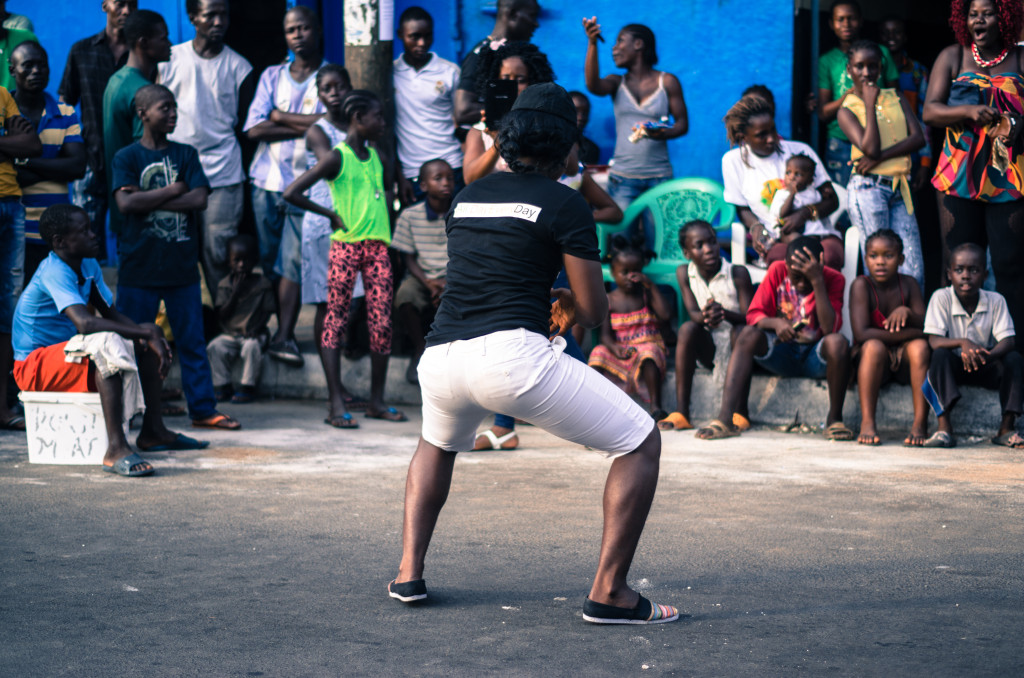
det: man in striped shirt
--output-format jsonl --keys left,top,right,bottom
{"left": 11, "top": 42, "right": 86, "bottom": 282}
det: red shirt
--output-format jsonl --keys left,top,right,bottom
{"left": 746, "top": 260, "right": 845, "bottom": 342}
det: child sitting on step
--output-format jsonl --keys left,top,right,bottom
{"left": 659, "top": 220, "right": 752, "bottom": 431}
{"left": 588, "top": 238, "right": 671, "bottom": 419}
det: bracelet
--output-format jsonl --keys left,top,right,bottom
{"left": 805, "top": 204, "right": 819, "bottom": 220}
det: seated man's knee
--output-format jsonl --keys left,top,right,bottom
{"left": 905, "top": 338, "right": 930, "bottom": 364}
{"left": 861, "top": 338, "right": 887, "bottom": 359}
{"left": 736, "top": 325, "right": 764, "bottom": 351}
{"left": 677, "top": 320, "right": 702, "bottom": 341}
{"left": 822, "top": 332, "right": 850, "bottom": 358}
{"left": 1002, "top": 349, "right": 1024, "bottom": 375}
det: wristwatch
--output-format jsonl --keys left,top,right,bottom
{"left": 13, "top": 158, "right": 27, "bottom": 166}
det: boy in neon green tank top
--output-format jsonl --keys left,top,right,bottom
{"left": 284, "top": 90, "right": 406, "bottom": 427}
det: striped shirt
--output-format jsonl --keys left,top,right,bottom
{"left": 18, "top": 92, "right": 83, "bottom": 241}
{"left": 391, "top": 201, "right": 448, "bottom": 279}
{"left": 243, "top": 61, "right": 325, "bottom": 192}
{"left": 0, "top": 87, "right": 21, "bottom": 197}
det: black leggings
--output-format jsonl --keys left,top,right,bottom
{"left": 938, "top": 193, "right": 1024, "bottom": 333}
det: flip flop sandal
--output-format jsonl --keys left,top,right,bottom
{"left": 191, "top": 413, "right": 242, "bottom": 430}
{"left": 732, "top": 413, "right": 751, "bottom": 431}
{"left": 991, "top": 431, "right": 1024, "bottom": 448}
{"left": 388, "top": 579, "right": 428, "bottom": 603}
{"left": 1, "top": 414, "right": 26, "bottom": 431}
{"left": 366, "top": 407, "right": 408, "bottom": 423}
{"left": 657, "top": 412, "right": 692, "bottom": 431}
{"left": 695, "top": 419, "right": 740, "bottom": 440}
{"left": 102, "top": 453, "right": 154, "bottom": 477}
{"left": 922, "top": 431, "right": 956, "bottom": 448}
{"left": 474, "top": 429, "right": 519, "bottom": 450}
{"left": 857, "top": 434, "right": 882, "bottom": 446}
{"left": 325, "top": 413, "right": 359, "bottom": 429}
{"left": 582, "top": 595, "right": 679, "bottom": 625}
{"left": 137, "top": 432, "right": 210, "bottom": 452}
{"left": 825, "top": 422, "right": 855, "bottom": 441}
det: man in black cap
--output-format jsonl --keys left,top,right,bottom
{"left": 387, "top": 83, "right": 678, "bottom": 625}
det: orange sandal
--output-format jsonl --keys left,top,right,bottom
{"left": 192, "top": 413, "right": 242, "bottom": 430}
{"left": 657, "top": 412, "right": 692, "bottom": 431}
{"left": 732, "top": 413, "right": 751, "bottom": 431}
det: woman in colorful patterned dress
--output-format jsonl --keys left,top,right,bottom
{"left": 924, "top": 0, "right": 1024, "bottom": 327}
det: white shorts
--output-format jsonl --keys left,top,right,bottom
{"left": 418, "top": 329, "right": 655, "bottom": 456}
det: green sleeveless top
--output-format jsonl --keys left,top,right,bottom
{"left": 328, "top": 143, "right": 391, "bottom": 244}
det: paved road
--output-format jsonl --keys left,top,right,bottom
{"left": 1, "top": 399, "right": 1022, "bottom": 677}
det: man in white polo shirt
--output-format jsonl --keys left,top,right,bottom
{"left": 393, "top": 6, "right": 464, "bottom": 205}
{"left": 158, "top": 0, "right": 253, "bottom": 294}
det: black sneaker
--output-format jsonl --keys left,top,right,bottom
{"left": 388, "top": 579, "right": 428, "bottom": 603}
{"left": 268, "top": 339, "right": 304, "bottom": 367}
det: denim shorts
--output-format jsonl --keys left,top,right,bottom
{"left": 419, "top": 329, "right": 654, "bottom": 455}
{"left": 754, "top": 333, "right": 828, "bottom": 379}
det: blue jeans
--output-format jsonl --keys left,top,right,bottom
{"left": 754, "top": 334, "right": 828, "bottom": 379}
{"left": 0, "top": 199, "right": 25, "bottom": 333}
{"left": 848, "top": 174, "right": 925, "bottom": 290}
{"left": 252, "top": 185, "right": 304, "bottom": 283}
{"left": 824, "top": 137, "right": 853, "bottom": 187}
{"left": 606, "top": 172, "right": 673, "bottom": 252}
{"left": 117, "top": 283, "right": 218, "bottom": 420}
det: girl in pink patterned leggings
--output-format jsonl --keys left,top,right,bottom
{"left": 284, "top": 90, "right": 406, "bottom": 428}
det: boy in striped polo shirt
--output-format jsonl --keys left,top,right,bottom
{"left": 392, "top": 159, "right": 454, "bottom": 384}
{"left": 11, "top": 42, "right": 87, "bottom": 281}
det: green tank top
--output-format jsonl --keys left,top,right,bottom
{"left": 328, "top": 142, "right": 391, "bottom": 244}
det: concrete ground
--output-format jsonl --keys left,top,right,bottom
{"left": 1, "top": 399, "right": 1023, "bottom": 677}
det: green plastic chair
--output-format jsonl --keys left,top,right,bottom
{"left": 596, "top": 177, "right": 736, "bottom": 321}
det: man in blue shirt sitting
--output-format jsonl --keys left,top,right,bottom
{"left": 12, "top": 203, "right": 207, "bottom": 477}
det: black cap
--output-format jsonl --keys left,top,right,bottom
{"left": 510, "top": 82, "right": 577, "bottom": 125}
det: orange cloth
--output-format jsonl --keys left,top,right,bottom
{"left": 13, "top": 341, "right": 95, "bottom": 393}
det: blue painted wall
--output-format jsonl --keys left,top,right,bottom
{"left": 455, "top": 0, "right": 794, "bottom": 183}
{"left": 14, "top": 0, "right": 792, "bottom": 184}
{"left": 7, "top": 0, "right": 190, "bottom": 100}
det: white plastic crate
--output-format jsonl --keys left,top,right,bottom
{"left": 18, "top": 391, "right": 128, "bottom": 465}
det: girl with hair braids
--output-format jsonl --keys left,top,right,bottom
{"left": 924, "top": 0, "right": 1024, "bottom": 332}
{"left": 582, "top": 18, "right": 688, "bottom": 249}
{"left": 284, "top": 90, "right": 406, "bottom": 428}
{"left": 721, "top": 94, "right": 842, "bottom": 269}
{"left": 462, "top": 41, "right": 554, "bottom": 185}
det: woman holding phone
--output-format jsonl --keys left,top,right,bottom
{"left": 462, "top": 41, "right": 555, "bottom": 185}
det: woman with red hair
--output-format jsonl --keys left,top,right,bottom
{"left": 924, "top": 0, "right": 1024, "bottom": 329}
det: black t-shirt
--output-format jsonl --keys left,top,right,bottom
{"left": 427, "top": 172, "right": 600, "bottom": 346}
{"left": 112, "top": 141, "right": 209, "bottom": 287}
{"left": 456, "top": 37, "right": 492, "bottom": 95}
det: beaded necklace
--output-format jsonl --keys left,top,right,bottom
{"left": 972, "top": 42, "right": 1011, "bottom": 68}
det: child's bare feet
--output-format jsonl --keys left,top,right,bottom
{"left": 903, "top": 429, "right": 928, "bottom": 447}
{"left": 857, "top": 428, "right": 881, "bottom": 446}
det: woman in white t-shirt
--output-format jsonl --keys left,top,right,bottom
{"left": 722, "top": 94, "right": 843, "bottom": 269}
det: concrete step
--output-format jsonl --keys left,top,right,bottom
{"left": 167, "top": 349, "right": 1004, "bottom": 438}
